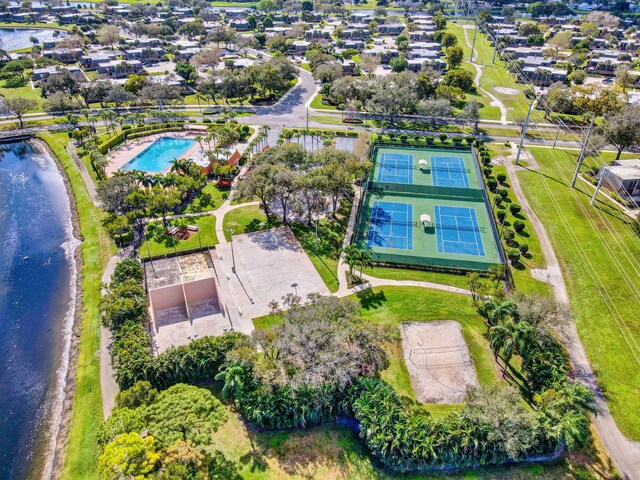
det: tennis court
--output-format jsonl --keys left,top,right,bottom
{"left": 370, "top": 146, "right": 482, "bottom": 191}
{"left": 432, "top": 156, "right": 470, "bottom": 188}
{"left": 435, "top": 206, "right": 485, "bottom": 257}
{"left": 367, "top": 201, "right": 413, "bottom": 250}
{"left": 377, "top": 152, "right": 414, "bottom": 184}
{"left": 358, "top": 145, "right": 503, "bottom": 271}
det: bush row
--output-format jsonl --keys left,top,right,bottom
{"left": 97, "top": 123, "right": 185, "bottom": 154}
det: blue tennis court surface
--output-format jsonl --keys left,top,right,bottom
{"left": 377, "top": 152, "right": 413, "bottom": 184}
{"left": 435, "top": 206, "right": 485, "bottom": 256}
{"left": 432, "top": 155, "right": 470, "bottom": 188}
{"left": 367, "top": 201, "right": 413, "bottom": 250}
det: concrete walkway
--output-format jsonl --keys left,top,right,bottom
{"left": 501, "top": 146, "right": 640, "bottom": 480}
{"left": 99, "top": 254, "right": 122, "bottom": 419}
{"left": 463, "top": 25, "right": 509, "bottom": 125}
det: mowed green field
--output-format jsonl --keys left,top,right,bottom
{"left": 447, "top": 23, "right": 546, "bottom": 123}
{"left": 521, "top": 146, "right": 640, "bottom": 440}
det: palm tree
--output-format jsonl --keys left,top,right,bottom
{"left": 281, "top": 129, "right": 294, "bottom": 143}
{"left": 355, "top": 249, "right": 373, "bottom": 279}
{"left": 169, "top": 158, "right": 187, "bottom": 174}
{"left": 342, "top": 244, "right": 360, "bottom": 279}
{"left": 488, "top": 318, "right": 534, "bottom": 376}
{"left": 214, "top": 363, "right": 247, "bottom": 400}
{"left": 477, "top": 298, "right": 518, "bottom": 327}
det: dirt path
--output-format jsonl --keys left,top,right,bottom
{"left": 503, "top": 146, "right": 640, "bottom": 479}
{"left": 463, "top": 25, "right": 509, "bottom": 125}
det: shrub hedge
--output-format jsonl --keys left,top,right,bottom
{"left": 97, "top": 123, "right": 185, "bottom": 154}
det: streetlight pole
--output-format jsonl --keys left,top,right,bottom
{"left": 229, "top": 228, "right": 236, "bottom": 274}
{"left": 315, "top": 215, "right": 319, "bottom": 255}
{"left": 591, "top": 169, "right": 608, "bottom": 206}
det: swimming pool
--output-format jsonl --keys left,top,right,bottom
{"left": 121, "top": 137, "right": 196, "bottom": 173}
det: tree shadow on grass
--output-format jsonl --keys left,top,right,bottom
{"left": 355, "top": 288, "right": 386, "bottom": 310}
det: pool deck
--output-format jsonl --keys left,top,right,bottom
{"left": 105, "top": 131, "right": 200, "bottom": 176}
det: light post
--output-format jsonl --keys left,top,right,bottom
{"left": 291, "top": 282, "right": 298, "bottom": 297}
{"left": 229, "top": 228, "right": 236, "bottom": 274}
{"left": 315, "top": 215, "right": 319, "bottom": 256}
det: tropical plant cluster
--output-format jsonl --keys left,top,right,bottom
{"left": 101, "top": 259, "right": 247, "bottom": 390}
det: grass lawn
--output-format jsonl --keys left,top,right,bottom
{"left": 140, "top": 215, "right": 217, "bottom": 259}
{"left": 223, "top": 204, "right": 281, "bottom": 241}
{"left": 308, "top": 114, "right": 346, "bottom": 126}
{"left": 309, "top": 93, "right": 338, "bottom": 111}
{"left": 0, "top": 75, "right": 43, "bottom": 110}
{"left": 0, "top": 21, "right": 72, "bottom": 31}
{"left": 182, "top": 182, "right": 228, "bottom": 213}
{"left": 366, "top": 266, "right": 471, "bottom": 289}
{"left": 447, "top": 23, "right": 545, "bottom": 124}
{"left": 354, "top": 286, "right": 499, "bottom": 397}
{"left": 522, "top": 146, "right": 640, "bottom": 440}
{"left": 39, "top": 133, "right": 115, "bottom": 480}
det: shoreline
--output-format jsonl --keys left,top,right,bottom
{"left": 31, "top": 138, "right": 85, "bottom": 480}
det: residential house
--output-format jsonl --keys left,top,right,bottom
{"left": 601, "top": 159, "right": 640, "bottom": 202}
{"left": 42, "top": 48, "right": 83, "bottom": 63}
{"left": 97, "top": 59, "right": 144, "bottom": 78}
{"left": 32, "top": 65, "right": 85, "bottom": 86}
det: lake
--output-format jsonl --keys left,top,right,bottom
{"left": 0, "top": 28, "right": 67, "bottom": 51}
{"left": 0, "top": 141, "right": 78, "bottom": 480}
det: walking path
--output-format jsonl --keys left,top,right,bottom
{"left": 67, "top": 143, "right": 101, "bottom": 207}
{"left": 463, "top": 25, "right": 509, "bottom": 125}
{"left": 99, "top": 254, "right": 122, "bottom": 419}
{"left": 500, "top": 145, "right": 640, "bottom": 480}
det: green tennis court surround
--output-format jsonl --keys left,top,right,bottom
{"left": 355, "top": 145, "right": 505, "bottom": 272}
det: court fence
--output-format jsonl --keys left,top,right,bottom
{"left": 369, "top": 181, "right": 484, "bottom": 200}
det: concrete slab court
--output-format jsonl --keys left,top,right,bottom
{"left": 230, "top": 226, "right": 330, "bottom": 309}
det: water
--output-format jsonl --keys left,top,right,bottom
{"left": 0, "top": 28, "right": 67, "bottom": 51}
{"left": 0, "top": 141, "right": 78, "bottom": 480}
{"left": 122, "top": 136, "right": 196, "bottom": 173}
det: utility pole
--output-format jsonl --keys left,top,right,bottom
{"left": 470, "top": 21, "right": 478, "bottom": 63}
{"left": 552, "top": 123, "right": 561, "bottom": 149}
{"left": 306, "top": 106, "right": 309, "bottom": 131}
{"left": 591, "top": 169, "right": 607, "bottom": 206}
{"left": 571, "top": 117, "right": 595, "bottom": 188}
{"left": 515, "top": 99, "right": 536, "bottom": 165}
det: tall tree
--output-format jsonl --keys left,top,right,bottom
{"left": 3, "top": 97, "right": 37, "bottom": 129}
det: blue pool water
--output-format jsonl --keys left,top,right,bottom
{"left": 121, "top": 137, "right": 196, "bottom": 173}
